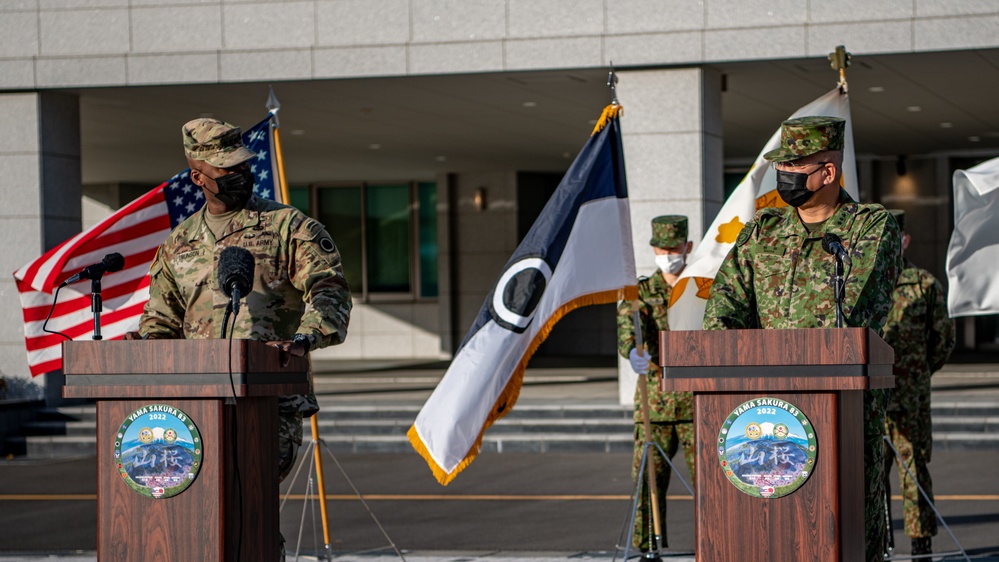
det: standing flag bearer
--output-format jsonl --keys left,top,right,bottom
{"left": 409, "top": 102, "right": 637, "bottom": 485}
{"left": 617, "top": 215, "right": 695, "bottom": 554}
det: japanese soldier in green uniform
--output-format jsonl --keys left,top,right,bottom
{"left": 883, "top": 210, "right": 956, "bottom": 556}
{"left": 617, "top": 215, "right": 694, "bottom": 551}
{"left": 704, "top": 116, "right": 902, "bottom": 562}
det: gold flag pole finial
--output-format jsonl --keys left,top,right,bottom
{"left": 592, "top": 63, "right": 624, "bottom": 135}
{"left": 828, "top": 45, "right": 851, "bottom": 94}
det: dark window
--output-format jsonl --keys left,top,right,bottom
{"left": 308, "top": 182, "right": 437, "bottom": 301}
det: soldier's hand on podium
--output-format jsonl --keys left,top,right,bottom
{"left": 266, "top": 340, "right": 307, "bottom": 368}
{"left": 123, "top": 331, "right": 142, "bottom": 340}
{"left": 629, "top": 347, "right": 650, "bottom": 374}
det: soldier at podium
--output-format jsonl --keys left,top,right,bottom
{"left": 703, "top": 116, "right": 902, "bottom": 562}
{"left": 617, "top": 215, "right": 695, "bottom": 551}
{"left": 882, "top": 210, "right": 956, "bottom": 556}
{"left": 125, "top": 118, "right": 352, "bottom": 557}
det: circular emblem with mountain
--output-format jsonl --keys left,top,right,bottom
{"left": 113, "top": 404, "right": 203, "bottom": 499}
{"left": 717, "top": 397, "right": 817, "bottom": 499}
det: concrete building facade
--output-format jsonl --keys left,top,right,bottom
{"left": 2, "top": 1, "right": 998, "bottom": 403}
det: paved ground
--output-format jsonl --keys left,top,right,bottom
{"left": 0, "top": 361, "right": 996, "bottom": 561}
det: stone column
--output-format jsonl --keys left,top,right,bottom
{"left": 616, "top": 68, "right": 724, "bottom": 406}
{"left": 0, "top": 92, "right": 81, "bottom": 401}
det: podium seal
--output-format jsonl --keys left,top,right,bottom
{"left": 717, "top": 397, "right": 817, "bottom": 499}
{"left": 113, "top": 404, "right": 203, "bottom": 499}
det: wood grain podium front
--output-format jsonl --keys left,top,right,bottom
{"left": 62, "top": 340, "right": 310, "bottom": 562}
{"left": 659, "top": 328, "right": 893, "bottom": 562}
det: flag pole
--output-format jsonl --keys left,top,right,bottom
{"left": 633, "top": 302, "right": 664, "bottom": 557}
{"left": 828, "top": 45, "right": 851, "bottom": 94}
{"left": 266, "top": 86, "right": 292, "bottom": 206}
{"left": 607, "top": 64, "right": 663, "bottom": 556}
{"left": 266, "top": 86, "right": 333, "bottom": 554}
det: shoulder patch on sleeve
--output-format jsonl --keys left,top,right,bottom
{"left": 291, "top": 216, "right": 339, "bottom": 256}
{"left": 735, "top": 221, "right": 756, "bottom": 247}
{"left": 318, "top": 236, "right": 336, "bottom": 253}
{"left": 292, "top": 217, "right": 324, "bottom": 241}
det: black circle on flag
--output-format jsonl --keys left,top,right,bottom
{"left": 490, "top": 257, "right": 552, "bottom": 333}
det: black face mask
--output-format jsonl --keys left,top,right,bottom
{"left": 775, "top": 163, "right": 829, "bottom": 208}
{"left": 212, "top": 167, "right": 254, "bottom": 208}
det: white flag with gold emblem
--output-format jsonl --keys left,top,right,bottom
{"left": 668, "top": 88, "right": 858, "bottom": 329}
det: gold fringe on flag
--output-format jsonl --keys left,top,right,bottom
{"left": 407, "top": 284, "right": 638, "bottom": 486}
{"left": 591, "top": 104, "right": 624, "bottom": 136}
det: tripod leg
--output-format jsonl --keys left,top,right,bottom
{"left": 618, "top": 441, "right": 652, "bottom": 562}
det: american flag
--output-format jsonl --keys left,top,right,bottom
{"left": 13, "top": 116, "right": 281, "bottom": 377}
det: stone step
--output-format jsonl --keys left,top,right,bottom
{"left": 931, "top": 416, "right": 999, "bottom": 433}
{"left": 13, "top": 401, "right": 999, "bottom": 458}
{"left": 47, "top": 406, "right": 96, "bottom": 422}
{"left": 316, "top": 418, "right": 633, "bottom": 436}
{"left": 321, "top": 433, "right": 635, "bottom": 455}
{"left": 312, "top": 404, "right": 633, "bottom": 421}
{"left": 931, "top": 401, "right": 999, "bottom": 417}
{"left": 932, "top": 432, "right": 999, "bottom": 451}
{"left": 17, "top": 435, "right": 101, "bottom": 458}
{"left": 21, "top": 420, "right": 96, "bottom": 436}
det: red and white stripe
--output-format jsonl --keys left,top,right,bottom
{"left": 13, "top": 184, "right": 171, "bottom": 376}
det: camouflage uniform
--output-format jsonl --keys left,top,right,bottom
{"left": 140, "top": 119, "right": 352, "bottom": 482}
{"left": 882, "top": 211, "right": 956, "bottom": 542}
{"left": 617, "top": 215, "right": 695, "bottom": 549}
{"left": 704, "top": 117, "right": 902, "bottom": 562}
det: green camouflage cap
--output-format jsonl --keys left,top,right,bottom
{"left": 763, "top": 116, "right": 846, "bottom": 162}
{"left": 888, "top": 209, "right": 905, "bottom": 232}
{"left": 182, "top": 118, "right": 256, "bottom": 168}
{"left": 650, "top": 215, "right": 687, "bottom": 248}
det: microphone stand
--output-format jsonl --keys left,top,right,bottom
{"left": 833, "top": 254, "right": 845, "bottom": 328}
{"left": 221, "top": 301, "right": 233, "bottom": 339}
{"left": 220, "top": 284, "right": 243, "bottom": 339}
{"left": 91, "top": 277, "right": 103, "bottom": 341}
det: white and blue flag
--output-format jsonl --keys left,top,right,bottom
{"left": 409, "top": 106, "right": 637, "bottom": 485}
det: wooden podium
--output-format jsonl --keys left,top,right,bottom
{"left": 63, "top": 340, "right": 310, "bottom": 562}
{"left": 659, "top": 328, "right": 893, "bottom": 562}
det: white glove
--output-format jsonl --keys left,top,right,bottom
{"left": 629, "top": 347, "right": 650, "bottom": 374}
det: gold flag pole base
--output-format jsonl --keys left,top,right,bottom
{"left": 639, "top": 365, "right": 664, "bottom": 555}
{"left": 311, "top": 415, "right": 333, "bottom": 556}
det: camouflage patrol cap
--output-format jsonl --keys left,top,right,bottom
{"left": 763, "top": 116, "right": 846, "bottom": 162}
{"left": 888, "top": 209, "right": 905, "bottom": 232}
{"left": 182, "top": 118, "right": 256, "bottom": 168}
{"left": 650, "top": 215, "right": 687, "bottom": 248}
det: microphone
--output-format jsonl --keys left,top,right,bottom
{"left": 821, "top": 233, "right": 851, "bottom": 267}
{"left": 217, "top": 246, "right": 255, "bottom": 318}
{"left": 61, "top": 253, "right": 125, "bottom": 287}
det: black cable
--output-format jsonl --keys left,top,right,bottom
{"left": 227, "top": 311, "right": 243, "bottom": 562}
{"left": 41, "top": 285, "right": 72, "bottom": 341}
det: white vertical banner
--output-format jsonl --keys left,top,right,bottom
{"left": 946, "top": 156, "right": 999, "bottom": 317}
